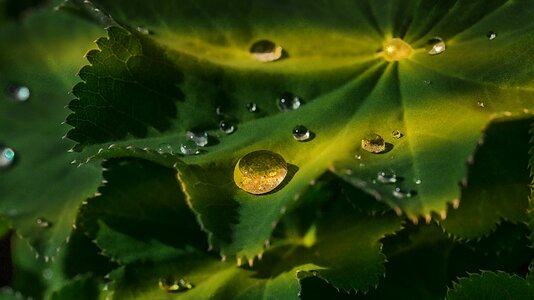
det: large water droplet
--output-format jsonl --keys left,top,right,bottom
{"left": 277, "top": 92, "right": 301, "bottom": 111}
{"left": 427, "top": 37, "right": 446, "bottom": 55}
{"left": 36, "top": 218, "right": 52, "bottom": 228}
{"left": 186, "top": 130, "right": 208, "bottom": 147}
{"left": 392, "top": 130, "right": 403, "bottom": 139}
{"left": 0, "top": 147, "right": 15, "bottom": 169}
{"left": 234, "top": 150, "right": 288, "bottom": 195}
{"left": 7, "top": 84, "right": 30, "bottom": 101}
{"left": 250, "top": 40, "right": 283, "bottom": 62}
{"left": 292, "top": 125, "right": 310, "bottom": 141}
{"left": 158, "top": 143, "right": 173, "bottom": 154}
{"left": 219, "top": 120, "right": 235, "bottom": 134}
{"left": 486, "top": 31, "right": 497, "bottom": 40}
{"left": 361, "top": 134, "right": 386, "bottom": 154}
{"left": 377, "top": 170, "right": 397, "bottom": 184}
{"left": 382, "top": 38, "right": 413, "bottom": 61}
{"left": 180, "top": 140, "right": 199, "bottom": 155}
{"left": 392, "top": 187, "right": 414, "bottom": 199}
{"left": 246, "top": 102, "right": 257, "bottom": 112}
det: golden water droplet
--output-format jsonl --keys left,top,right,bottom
{"left": 250, "top": 40, "right": 283, "bottom": 62}
{"left": 361, "top": 133, "right": 386, "bottom": 153}
{"left": 427, "top": 37, "right": 446, "bottom": 55}
{"left": 234, "top": 150, "right": 288, "bottom": 194}
{"left": 382, "top": 38, "right": 413, "bottom": 61}
{"left": 159, "top": 278, "right": 180, "bottom": 292}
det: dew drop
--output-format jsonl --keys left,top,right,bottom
{"left": 186, "top": 130, "right": 208, "bottom": 147}
{"left": 361, "top": 133, "right": 386, "bottom": 154}
{"left": 219, "top": 120, "right": 235, "bottom": 134}
{"left": 415, "top": 179, "right": 422, "bottom": 185}
{"left": 36, "top": 218, "right": 52, "bottom": 228}
{"left": 216, "top": 106, "right": 224, "bottom": 116}
{"left": 423, "top": 80, "right": 432, "bottom": 85}
{"left": 0, "top": 147, "right": 15, "bottom": 169}
{"left": 250, "top": 40, "right": 283, "bottom": 62}
{"left": 427, "top": 37, "right": 446, "bottom": 55}
{"left": 486, "top": 31, "right": 497, "bottom": 40}
{"left": 180, "top": 140, "right": 199, "bottom": 155}
{"left": 355, "top": 154, "right": 362, "bottom": 160}
{"left": 382, "top": 38, "right": 413, "bottom": 61}
{"left": 7, "top": 84, "right": 30, "bottom": 101}
{"left": 277, "top": 92, "right": 301, "bottom": 111}
{"left": 477, "top": 100, "right": 485, "bottom": 108}
{"left": 158, "top": 277, "right": 194, "bottom": 293}
{"left": 178, "top": 278, "right": 194, "bottom": 290}
{"left": 377, "top": 170, "right": 397, "bottom": 184}
{"left": 246, "top": 102, "right": 257, "bottom": 112}
{"left": 292, "top": 125, "right": 310, "bottom": 141}
{"left": 392, "top": 130, "right": 403, "bottom": 139}
{"left": 392, "top": 187, "right": 414, "bottom": 199}
{"left": 234, "top": 150, "right": 288, "bottom": 195}
{"left": 158, "top": 143, "right": 173, "bottom": 154}
{"left": 42, "top": 269, "right": 53, "bottom": 280}
{"left": 136, "top": 26, "right": 151, "bottom": 35}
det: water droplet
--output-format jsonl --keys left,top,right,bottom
{"left": 392, "top": 130, "right": 403, "bottom": 139}
{"left": 355, "top": 154, "right": 362, "bottom": 160}
{"left": 477, "top": 100, "right": 485, "bottom": 108}
{"left": 158, "top": 143, "right": 173, "bottom": 154}
{"left": 377, "top": 170, "right": 397, "bottom": 184}
{"left": 277, "top": 92, "right": 301, "bottom": 111}
{"left": 292, "top": 125, "right": 310, "bottom": 141}
{"left": 180, "top": 140, "right": 199, "bottom": 155}
{"left": 178, "top": 278, "right": 194, "bottom": 290}
{"left": 0, "top": 147, "right": 15, "bottom": 169}
{"left": 186, "top": 130, "right": 208, "bottom": 147}
{"left": 136, "top": 26, "right": 151, "bottom": 35}
{"left": 42, "top": 269, "right": 53, "bottom": 280}
{"left": 486, "top": 31, "right": 497, "bottom": 40}
{"left": 415, "top": 179, "right": 422, "bottom": 185}
{"left": 427, "top": 37, "right": 446, "bottom": 55}
{"left": 392, "top": 187, "right": 414, "bottom": 199}
{"left": 382, "top": 38, "right": 413, "bottom": 61}
{"left": 158, "top": 277, "right": 194, "bottom": 293}
{"left": 216, "top": 106, "right": 224, "bottom": 116}
{"left": 7, "top": 84, "right": 30, "bottom": 101}
{"left": 250, "top": 40, "right": 283, "bottom": 62}
{"left": 36, "top": 218, "right": 52, "bottom": 228}
{"left": 246, "top": 102, "right": 257, "bottom": 112}
{"left": 423, "top": 80, "right": 432, "bottom": 85}
{"left": 219, "top": 120, "right": 235, "bottom": 134}
{"left": 361, "top": 133, "right": 386, "bottom": 154}
{"left": 234, "top": 150, "right": 288, "bottom": 195}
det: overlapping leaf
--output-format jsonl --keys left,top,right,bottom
{"left": 447, "top": 271, "right": 534, "bottom": 300}
{"left": 63, "top": 0, "right": 534, "bottom": 259}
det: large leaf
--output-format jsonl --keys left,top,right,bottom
{"left": 447, "top": 271, "right": 534, "bottom": 300}
{"left": 63, "top": 0, "right": 534, "bottom": 258}
{"left": 0, "top": 7, "right": 104, "bottom": 258}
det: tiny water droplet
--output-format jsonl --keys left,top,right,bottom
{"left": 219, "top": 120, "right": 235, "bottom": 134}
{"left": 292, "top": 125, "right": 310, "bottom": 141}
{"left": 216, "top": 106, "right": 224, "bottom": 116}
{"left": 355, "top": 154, "right": 362, "bottom": 160}
{"left": 392, "top": 130, "right": 403, "bottom": 139}
{"left": 528, "top": 263, "right": 533, "bottom": 272}
{"left": 277, "top": 92, "right": 301, "bottom": 111}
{"left": 186, "top": 130, "right": 208, "bottom": 147}
{"left": 136, "top": 26, "right": 151, "bottom": 35}
{"left": 377, "top": 170, "right": 397, "bottom": 184}
{"left": 393, "top": 187, "right": 414, "bottom": 199}
{"left": 361, "top": 133, "right": 386, "bottom": 154}
{"left": 36, "top": 218, "right": 52, "bottom": 228}
{"left": 423, "top": 80, "right": 432, "bottom": 85}
{"left": 427, "top": 37, "right": 446, "bottom": 55}
{"left": 415, "top": 179, "right": 422, "bottom": 185}
{"left": 0, "top": 147, "right": 15, "bottom": 169}
{"left": 178, "top": 278, "right": 194, "bottom": 290}
{"left": 246, "top": 102, "right": 257, "bottom": 112}
{"left": 234, "top": 150, "right": 288, "bottom": 195}
{"left": 180, "top": 140, "right": 199, "bottom": 155}
{"left": 7, "top": 84, "right": 30, "bottom": 101}
{"left": 158, "top": 143, "right": 173, "bottom": 154}
{"left": 486, "top": 31, "right": 497, "bottom": 40}
{"left": 158, "top": 277, "right": 194, "bottom": 293}
{"left": 477, "top": 100, "right": 485, "bottom": 108}
{"left": 42, "top": 269, "right": 53, "bottom": 280}
{"left": 250, "top": 40, "right": 283, "bottom": 62}
{"left": 382, "top": 38, "right": 413, "bottom": 61}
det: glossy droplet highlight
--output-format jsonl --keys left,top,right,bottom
{"left": 423, "top": 80, "right": 432, "bottom": 85}
{"left": 219, "top": 120, "right": 235, "bottom": 134}
{"left": 427, "top": 37, "right": 446, "bottom": 55}
{"left": 361, "top": 134, "right": 386, "bottom": 154}
{"left": 277, "top": 92, "right": 301, "bottom": 111}
{"left": 234, "top": 150, "right": 288, "bottom": 195}
{"left": 180, "top": 140, "right": 199, "bottom": 155}
{"left": 415, "top": 179, "right": 422, "bottom": 185}
{"left": 216, "top": 106, "right": 224, "bottom": 116}
{"left": 158, "top": 277, "right": 193, "bottom": 292}
{"left": 393, "top": 187, "right": 414, "bottom": 199}
{"left": 250, "top": 40, "right": 283, "bottom": 62}
{"left": 292, "top": 125, "right": 310, "bottom": 141}
{"left": 377, "top": 170, "right": 397, "bottom": 184}
{"left": 487, "top": 31, "right": 497, "bottom": 40}
{"left": 0, "top": 147, "right": 15, "bottom": 169}
{"left": 186, "top": 130, "right": 208, "bottom": 147}
{"left": 477, "top": 100, "right": 485, "bottom": 108}
{"left": 136, "top": 26, "right": 151, "bottom": 35}
{"left": 382, "top": 38, "right": 413, "bottom": 61}
{"left": 246, "top": 102, "right": 257, "bottom": 112}
{"left": 7, "top": 84, "right": 30, "bottom": 101}
{"left": 392, "top": 130, "right": 403, "bottom": 139}
{"left": 36, "top": 218, "right": 51, "bottom": 228}
{"left": 158, "top": 143, "right": 173, "bottom": 154}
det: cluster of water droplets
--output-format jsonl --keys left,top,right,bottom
{"left": 158, "top": 277, "right": 194, "bottom": 293}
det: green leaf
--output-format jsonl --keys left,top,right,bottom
{"left": 0, "top": 7, "right": 104, "bottom": 258}
{"left": 447, "top": 271, "right": 534, "bottom": 300}
{"left": 440, "top": 117, "right": 532, "bottom": 239}
{"left": 49, "top": 275, "right": 101, "bottom": 300}
{"left": 77, "top": 159, "right": 207, "bottom": 264}
{"left": 64, "top": 0, "right": 534, "bottom": 257}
